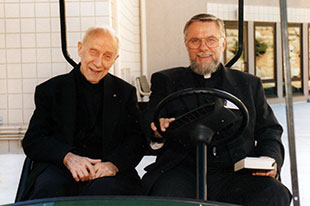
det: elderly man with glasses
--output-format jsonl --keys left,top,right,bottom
{"left": 142, "top": 13, "right": 291, "bottom": 206}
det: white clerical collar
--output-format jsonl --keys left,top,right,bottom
{"left": 204, "top": 73, "right": 211, "bottom": 79}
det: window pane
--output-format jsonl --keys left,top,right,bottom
{"left": 255, "top": 24, "right": 276, "bottom": 97}
{"left": 224, "top": 21, "right": 248, "bottom": 72}
{"left": 288, "top": 25, "right": 303, "bottom": 95}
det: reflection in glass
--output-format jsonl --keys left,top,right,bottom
{"left": 224, "top": 22, "right": 248, "bottom": 72}
{"left": 288, "top": 25, "right": 303, "bottom": 94}
{"left": 255, "top": 24, "right": 276, "bottom": 97}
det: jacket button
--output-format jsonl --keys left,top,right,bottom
{"left": 160, "top": 170, "right": 165, "bottom": 174}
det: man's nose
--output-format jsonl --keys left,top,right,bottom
{"left": 199, "top": 39, "right": 210, "bottom": 51}
{"left": 94, "top": 54, "right": 103, "bottom": 67}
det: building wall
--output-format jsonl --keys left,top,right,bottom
{"left": 0, "top": 0, "right": 141, "bottom": 152}
{"left": 115, "top": 0, "right": 141, "bottom": 85}
{"left": 144, "top": 0, "right": 310, "bottom": 103}
{"left": 207, "top": 2, "right": 310, "bottom": 103}
{"left": 144, "top": 0, "right": 207, "bottom": 80}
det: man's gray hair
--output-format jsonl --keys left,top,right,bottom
{"left": 183, "top": 13, "right": 226, "bottom": 40}
{"left": 82, "top": 25, "right": 119, "bottom": 51}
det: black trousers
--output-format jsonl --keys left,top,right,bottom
{"left": 146, "top": 164, "right": 292, "bottom": 206}
{"left": 29, "top": 164, "right": 142, "bottom": 200}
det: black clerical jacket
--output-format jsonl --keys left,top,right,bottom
{"left": 142, "top": 64, "right": 284, "bottom": 193}
{"left": 22, "top": 64, "right": 145, "bottom": 199}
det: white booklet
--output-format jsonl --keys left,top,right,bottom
{"left": 234, "top": 156, "right": 276, "bottom": 172}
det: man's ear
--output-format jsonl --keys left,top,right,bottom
{"left": 184, "top": 40, "right": 188, "bottom": 49}
{"left": 77, "top": 42, "right": 83, "bottom": 57}
{"left": 222, "top": 37, "right": 227, "bottom": 50}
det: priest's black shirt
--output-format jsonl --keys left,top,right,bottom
{"left": 73, "top": 68, "right": 105, "bottom": 159}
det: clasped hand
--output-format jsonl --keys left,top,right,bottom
{"left": 63, "top": 152, "right": 119, "bottom": 182}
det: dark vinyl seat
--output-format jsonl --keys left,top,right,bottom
{"left": 135, "top": 75, "right": 151, "bottom": 98}
{"left": 15, "top": 156, "right": 33, "bottom": 202}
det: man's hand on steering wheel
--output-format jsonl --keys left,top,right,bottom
{"left": 152, "top": 88, "right": 249, "bottom": 146}
{"left": 151, "top": 118, "right": 175, "bottom": 138}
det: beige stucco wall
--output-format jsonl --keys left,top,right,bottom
{"left": 112, "top": 0, "right": 141, "bottom": 85}
{"left": 144, "top": 0, "right": 207, "bottom": 80}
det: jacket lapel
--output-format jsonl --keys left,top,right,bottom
{"left": 219, "top": 65, "right": 245, "bottom": 100}
{"left": 180, "top": 67, "right": 198, "bottom": 89}
{"left": 56, "top": 69, "right": 77, "bottom": 145}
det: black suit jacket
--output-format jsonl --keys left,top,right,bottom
{"left": 142, "top": 64, "right": 284, "bottom": 191}
{"left": 22, "top": 64, "right": 145, "bottom": 199}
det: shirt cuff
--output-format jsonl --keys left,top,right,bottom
{"left": 150, "top": 141, "right": 165, "bottom": 150}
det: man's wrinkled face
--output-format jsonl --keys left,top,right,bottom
{"left": 78, "top": 31, "right": 119, "bottom": 84}
{"left": 185, "top": 21, "right": 226, "bottom": 76}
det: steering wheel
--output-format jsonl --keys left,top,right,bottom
{"left": 153, "top": 88, "right": 249, "bottom": 146}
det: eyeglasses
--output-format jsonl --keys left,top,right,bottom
{"left": 186, "top": 37, "right": 220, "bottom": 49}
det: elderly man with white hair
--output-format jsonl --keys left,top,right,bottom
{"left": 21, "top": 25, "right": 145, "bottom": 200}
